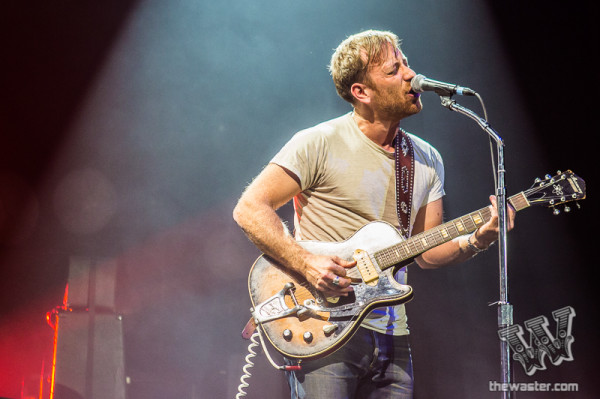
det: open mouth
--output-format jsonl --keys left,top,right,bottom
{"left": 408, "top": 89, "right": 420, "bottom": 98}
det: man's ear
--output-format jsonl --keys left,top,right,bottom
{"left": 350, "top": 82, "right": 371, "bottom": 105}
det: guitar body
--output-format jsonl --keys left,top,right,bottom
{"left": 248, "top": 221, "right": 414, "bottom": 360}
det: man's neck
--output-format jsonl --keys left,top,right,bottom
{"left": 352, "top": 109, "right": 400, "bottom": 153}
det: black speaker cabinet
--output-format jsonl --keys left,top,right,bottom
{"left": 52, "top": 311, "right": 126, "bottom": 399}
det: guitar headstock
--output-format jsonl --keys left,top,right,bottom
{"left": 524, "top": 170, "right": 586, "bottom": 214}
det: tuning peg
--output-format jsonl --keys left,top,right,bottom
{"left": 535, "top": 177, "right": 542, "bottom": 183}
{"left": 564, "top": 205, "right": 571, "bottom": 213}
{"left": 552, "top": 207, "right": 561, "bottom": 215}
{"left": 545, "top": 174, "right": 552, "bottom": 180}
{"left": 576, "top": 202, "right": 581, "bottom": 210}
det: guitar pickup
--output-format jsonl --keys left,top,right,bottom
{"left": 252, "top": 282, "right": 305, "bottom": 324}
{"left": 353, "top": 249, "right": 379, "bottom": 285}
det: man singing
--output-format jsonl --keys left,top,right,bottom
{"left": 233, "top": 29, "right": 515, "bottom": 398}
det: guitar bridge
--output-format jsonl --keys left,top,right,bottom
{"left": 252, "top": 282, "right": 305, "bottom": 324}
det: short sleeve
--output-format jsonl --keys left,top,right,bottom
{"left": 270, "top": 129, "right": 328, "bottom": 191}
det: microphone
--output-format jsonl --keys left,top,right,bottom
{"left": 411, "top": 74, "right": 476, "bottom": 96}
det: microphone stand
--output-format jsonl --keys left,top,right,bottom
{"left": 439, "top": 95, "right": 513, "bottom": 398}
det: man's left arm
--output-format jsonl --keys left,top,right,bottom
{"left": 413, "top": 196, "right": 516, "bottom": 269}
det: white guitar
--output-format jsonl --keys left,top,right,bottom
{"left": 247, "top": 170, "right": 586, "bottom": 360}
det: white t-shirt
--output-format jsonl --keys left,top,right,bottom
{"left": 271, "top": 112, "right": 445, "bottom": 335}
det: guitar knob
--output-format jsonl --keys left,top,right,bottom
{"left": 303, "top": 331, "right": 313, "bottom": 343}
{"left": 283, "top": 329, "right": 293, "bottom": 341}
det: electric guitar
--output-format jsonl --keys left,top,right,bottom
{"left": 247, "top": 170, "right": 586, "bottom": 360}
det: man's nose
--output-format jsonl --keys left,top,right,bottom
{"left": 404, "top": 66, "right": 417, "bottom": 81}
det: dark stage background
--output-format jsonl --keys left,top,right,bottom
{"left": 1, "top": 1, "right": 598, "bottom": 398}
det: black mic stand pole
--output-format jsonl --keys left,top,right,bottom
{"left": 439, "top": 96, "right": 513, "bottom": 399}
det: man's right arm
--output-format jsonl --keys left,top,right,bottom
{"left": 233, "top": 163, "right": 354, "bottom": 296}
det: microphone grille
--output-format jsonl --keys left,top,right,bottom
{"left": 410, "top": 74, "right": 426, "bottom": 93}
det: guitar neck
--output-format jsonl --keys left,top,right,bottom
{"left": 375, "top": 192, "right": 530, "bottom": 270}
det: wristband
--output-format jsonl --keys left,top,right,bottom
{"left": 467, "top": 232, "right": 487, "bottom": 253}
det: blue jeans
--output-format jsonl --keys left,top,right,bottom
{"left": 285, "top": 327, "right": 413, "bottom": 399}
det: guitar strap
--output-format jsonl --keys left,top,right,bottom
{"left": 394, "top": 127, "right": 414, "bottom": 239}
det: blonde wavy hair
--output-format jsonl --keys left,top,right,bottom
{"left": 329, "top": 30, "right": 401, "bottom": 103}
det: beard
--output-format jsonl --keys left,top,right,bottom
{"left": 371, "top": 84, "right": 422, "bottom": 120}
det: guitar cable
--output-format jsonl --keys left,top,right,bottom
{"left": 235, "top": 330, "right": 259, "bottom": 399}
{"left": 235, "top": 323, "right": 301, "bottom": 398}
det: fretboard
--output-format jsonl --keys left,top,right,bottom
{"left": 374, "top": 192, "right": 530, "bottom": 270}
